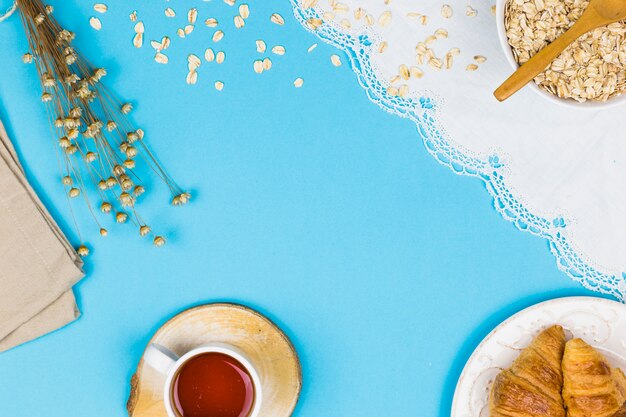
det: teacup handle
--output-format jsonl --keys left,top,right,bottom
{"left": 143, "top": 343, "right": 179, "bottom": 375}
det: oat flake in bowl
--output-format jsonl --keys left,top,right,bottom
{"left": 504, "top": 0, "right": 626, "bottom": 103}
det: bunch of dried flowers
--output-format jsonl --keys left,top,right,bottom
{"left": 17, "top": 0, "right": 189, "bottom": 255}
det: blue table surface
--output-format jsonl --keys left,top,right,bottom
{"left": 0, "top": 1, "right": 604, "bottom": 416}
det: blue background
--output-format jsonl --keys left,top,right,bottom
{"left": 0, "top": 1, "right": 602, "bottom": 416}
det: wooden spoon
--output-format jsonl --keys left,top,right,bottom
{"left": 494, "top": 0, "right": 626, "bottom": 101}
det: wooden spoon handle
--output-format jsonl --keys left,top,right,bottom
{"left": 494, "top": 21, "right": 592, "bottom": 101}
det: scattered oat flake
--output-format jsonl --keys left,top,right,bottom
{"left": 306, "top": 17, "right": 323, "bottom": 30}
{"left": 213, "top": 30, "right": 224, "bottom": 42}
{"left": 256, "top": 40, "right": 267, "bottom": 53}
{"left": 186, "top": 71, "right": 198, "bottom": 85}
{"left": 165, "top": 7, "right": 175, "bottom": 18}
{"left": 474, "top": 55, "right": 487, "bottom": 63}
{"left": 263, "top": 57, "right": 272, "bottom": 70}
{"left": 491, "top": 5, "right": 496, "bottom": 15}
{"left": 205, "top": 48, "right": 215, "bottom": 62}
{"left": 234, "top": 15, "right": 245, "bottom": 28}
{"left": 89, "top": 17, "right": 102, "bottom": 30}
{"left": 466, "top": 6, "right": 477, "bottom": 16}
{"left": 184, "top": 24, "right": 194, "bottom": 35}
{"left": 215, "top": 81, "right": 224, "bottom": 91}
{"left": 303, "top": 0, "right": 318, "bottom": 8}
{"left": 441, "top": 4, "right": 453, "bottom": 18}
{"left": 216, "top": 51, "right": 225, "bottom": 64}
{"left": 378, "top": 41, "right": 388, "bottom": 53}
{"left": 205, "top": 18, "right": 218, "bottom": 27}
{"left": 466, "top": 63, "right": 478, "bottom": 71}
{"left": 307, "top": 43, "right": 318, "bottom": 53}
{"left": 154, "top": 52, "right": 168, "bottom": 64}
{"left": 272, "top": 45, "right": 286, "bottom": 55}
{"left": 129, "top": 11, "right": 137, "bottom": 22}
{"left": 224, "top": 0, "right": 235, "bottom": 5}
{"left": 133, "top": 33, "right": 143, "bottom": 48}
{"left": 134, "top": 21, "right": 145, "bottom": 33}
{"left": 94, "top": 4, "right": 107, "bottom": 13}
{"left": 330, "top": 54, "right": 342, "bottom": 66}
{"left": 253, "top": 60, "right": 263, "bottom": 73}
{"left": 239, "top": 4, "right": 250, "bottom": 19}
{"left": 378, "top": 10, "right": 392, "bottom": 27}
{"left": 270, "top": 13, "right": 285, "bottom": 25}
{"left": 294, "top": 78, "right": 304, "bottom": 88}
{"left": 188, "top": 54, "right": 201, "bottom": 70}
{"left": 188, "top": 8, "right": 198, "bottom": 24}
{"left": 177, "top": 28, "right": 185, "bottom": 38}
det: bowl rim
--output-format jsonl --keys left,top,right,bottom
{"left": 495, "top": 0, "right": 626, "bottom": 110}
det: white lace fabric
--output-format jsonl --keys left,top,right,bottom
{"left": 290, "top": 0, "right": 626, "bottom": 300}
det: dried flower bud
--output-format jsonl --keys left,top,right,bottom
{"left": 69, "top": 188, "right": 80, "bottom": 198}
{"left": 58, "top": 29, "right": 75, "bottom": 42}
{"left": 69, "top": 107, "right": 82, "bottom": 118}
{"left": 65, "top": 74, "right": 80, "bottom": 85}
{"left": 113, "top": 165, "right": 125, "bottom": 176}
{"left": 172, "top": 192, "right": 191, "bottom": 205}
{"left": 126, "top": 146, "right": 137, "bottom": 158}
{"left": 67, "top": 128, "right": 79, "bottom": 139}
{"left": 136, "top": 128, "right": 145, "bottom": 140}
{"left": 65, "top": 144, "right": 78, "bottom": 155}
{"left": 93, "top": 68, "right": 107, "bottom": 81}
{"left": 119, "top": 192, "right": 133, "bottom": 206}
{"left": 41, "top": 92, "right": 53, "bottom": 102}
{"left": 123, "top": 159, "right": 135, "bottom": 169}
{"left": 54, "top": 118, "right": 63, "bottom": 127}
{"left": 106, "top": 121, "right": 117, "bottom": 131}
{"left": 116, "top": 212, "right": 128, "bottom": 223}
{"left": 35, "top": 13, "right": 46, "bottom": 24}
{"left": 153, "top": 236, "right": 166, "bottom": 247}
{"left": 100, "top": 202, "right": 112, "bottom": 213}
{"left": 22, "top": 53, "right": 34, "bottom": 64}
{"left": 77, "top": 245, "right": 89, "bottom": 257}
{"left": 99, "top": 228, "right": 108, "bottom": 237}
{"left": 119, "top": 142, "right": 129, "bottom": 153}
{"left": 121, "top": 180, "right": 133, "bottom": 191}
{"left": 106, "top": 176, "right": 117, "bottom": 188}
{"left": 139, "top": 225, "right": 151, "bottom": 236}
{"left": 65, "top": 54, "right": 77, "bottom": 65}
{"left": 58, "top": 137, "right": 71, "bottom": 148}
{"left": 62, "top": 176, "right": 73, "bottom": 186}
{"left": 42, "top": 73, "right": 55, "bottom": 87}
{"left": 127, "top": 131, "right": 139, "bottom": 143}
{"left": 133, "top": 185, "right": 145, "bottom": 196}
{"left": 85, "top": 152, "right": 97, "bottom": 162}
{"left": 45, "top": 5, "right": 54, "bottom": 14}
{"left": 98, "top": 180, "right": 107, "bottom": 190}
{"left": 121, "top": 103, "right": 133, "bottom": 114}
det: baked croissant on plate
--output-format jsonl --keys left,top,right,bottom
{"left": 562, "top": 338, "right": 626, "bottom": 417}
{"left": 490, "top": 325, "right": 567, "bottom": 417}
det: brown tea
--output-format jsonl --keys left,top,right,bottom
{"left": 172, "top": 352, "right": 255, "bottom": 417}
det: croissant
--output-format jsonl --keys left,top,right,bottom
{"left": 490, "top": 325, "right": 566, "bottom": 417}
{"left": 562, "top": 338, "right": 626, "bottom": 417}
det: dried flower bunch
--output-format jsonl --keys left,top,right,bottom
{"left": 505, "top": 0, "right": 626, "bottom": 102}
{"left": 17, "top": 0, "right": 189, "bottom": 254}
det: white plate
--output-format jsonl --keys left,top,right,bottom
{"left": 451, "top": 297, "right": 626, "bottom": 417}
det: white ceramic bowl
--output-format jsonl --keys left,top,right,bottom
{"left": 495, "top": 0, "right": 626, "bottom": 109}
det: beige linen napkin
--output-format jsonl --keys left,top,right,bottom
{"left": 0, "top": 119, "right": 84, "bottom": 352}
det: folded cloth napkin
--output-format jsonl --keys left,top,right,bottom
{"left": 0, "top": 119, "right": 84, "bottom": 352}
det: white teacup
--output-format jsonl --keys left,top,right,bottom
{"left": 144, "top": 342, "right": 263, "bottom": 417}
